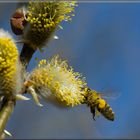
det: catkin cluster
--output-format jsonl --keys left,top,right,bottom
{"left": 0, "top": 3, "right": 114, "bottom": 137}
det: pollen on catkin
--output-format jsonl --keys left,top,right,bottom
{"left": 27, "top": 55, "right": 87, "bottom": 107}
{"left": 23, "top": 0, "right": 77, "bottom": 49}
{"left": 0, "top": 29, "right": 22, "bottom": 98}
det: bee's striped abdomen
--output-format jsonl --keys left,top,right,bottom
{"left": 97, "top": 103, "right": 115, "bottom": 121}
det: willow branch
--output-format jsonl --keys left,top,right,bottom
{"left": 0, "top": 99, "right": 15, "bottom": 138}
{"left": 0, "top": 43, "right": 36, "bottom": 139}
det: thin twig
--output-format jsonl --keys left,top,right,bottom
{"left": 0, "top": 99, "right": 15, "bottom": 138}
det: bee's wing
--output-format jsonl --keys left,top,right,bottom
{"left": 98, "top": 89, "right": 121, "bottom": 100}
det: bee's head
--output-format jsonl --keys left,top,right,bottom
{"left": 85, "top": 88, "right": 106, "bottom": 108}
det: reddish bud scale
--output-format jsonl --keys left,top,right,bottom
{"left": 10, "top": 8, "right": 27, "bottom": 35}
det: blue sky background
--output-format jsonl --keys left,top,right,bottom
{"left": 1, "top": 1, "right": 140, "bottom": 139}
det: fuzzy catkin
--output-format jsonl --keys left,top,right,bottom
{"left": 0, "top": 29, "right": 22, "bottom": 98}
{"left": 23, "top": 0, "right": 76, "bottom": 49}
{"left": 28, "top": 55, "right": 87, "bottom": 107}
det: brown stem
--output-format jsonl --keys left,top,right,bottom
{"left": 20, "top": 43, "right": 36, "bottom": 68}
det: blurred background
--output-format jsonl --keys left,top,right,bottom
{"left": 0, "top": 1, "right": 140, "bottom": 139}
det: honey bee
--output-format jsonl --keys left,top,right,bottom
{"left": 85, "top": 88, "right": 115, "bottom": 121}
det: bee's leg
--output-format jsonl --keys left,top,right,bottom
{"left": 90, "top": 106, "right": 96, "bottom": 121}
{"left": 93, "top": 115, "right": 96, "bottom": 121}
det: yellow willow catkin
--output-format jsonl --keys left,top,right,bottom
{"left": 27, "top": 55, "right": 87, "bottom": 107}
{"left": 23, "top": 0, "right": 77, "bottom": 49}
{"left": 0, "top": 29, "right": 22, "bottom": 98}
